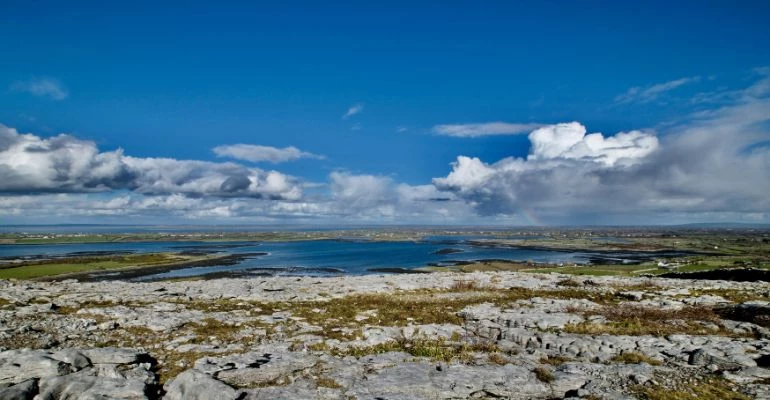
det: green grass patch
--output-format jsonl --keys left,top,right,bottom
{"left": 526, "top": 264, "right": 648, "bottom": 276}
{"left": 0, "top": 253, "right": 199, "bottom": 280}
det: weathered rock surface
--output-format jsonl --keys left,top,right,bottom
{"left": 1, "top": 271, "right": 768, "bottom": 399}
{"left": 0, "top": 348, "right": 157, "bottom": 399}
{"left": 164, "top": 370, "right": 239, "bottom": 400}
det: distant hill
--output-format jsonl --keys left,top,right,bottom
{"left": 670, "top": 222, "right": 770, "bottom": 229}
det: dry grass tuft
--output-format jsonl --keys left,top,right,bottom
{"left": 633, "top": 377, "right": 750, "bottom": 400}
{"left": 487, "top": 353, "right": 507, "bottom": 365}
{"left": 533, "top": 366, "right": 554, "bottom": 383}
{"left": 451, "top": 280, "right": 482, "bottom": 291}
{"left": 316, "top": 377, "right": 343, "bottom": 389}
{"left": 610, "top": 351, "right": 662, "bottom": 366}
{"left": 556, "top": 278, "right": 582, "bottom": 287}
{"left": 319, "top": 337, "right": 500, "bottom": 363}
{"left": 565, "top": 305, "right": 743, "bottom": 337}
{"left": 686, "top": 288, "right": 768, "bottom": 304}
{"left": 540, "top": 355, "right": 573, "bottom": 366}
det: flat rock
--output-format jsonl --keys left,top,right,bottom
{"left": 38, "top": 371, "right": 149, "bottom": 400}
{"left": 213, "top": 351, "right": 318, "bottom": 387}
{"left": 0, "top": 350, "right": 72, "bottom": 386}
{"left": 81, "top": 348, "right": 144, "bottom": 365}
{"left": 346, "top": 361, "right": 550, "bottom": 399}
{"left": 164, "top": 369, "right": 240, "bottom": 400}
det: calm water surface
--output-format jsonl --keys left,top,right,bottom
{"left": 0, "top": 238, "right": 589, "bottom": 280}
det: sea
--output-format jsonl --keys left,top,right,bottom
{"left": 0, "top": 228, "right": 591, "bottom": 280}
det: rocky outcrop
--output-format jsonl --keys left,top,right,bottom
{"left": 1, "top": 271, "right": 769, "bottom": 399}
{"left": 0, "top": 348, "right": 157, "bottom": 399}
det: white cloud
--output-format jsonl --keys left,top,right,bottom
{"left": 3, "top": 71, "right": 769, "bottom": 225}
{"left": 325, "top": 171, "right": 473, "bottom": 221}
{"left": 527, "top": 122, "right": 659, "bottom": 165}
{"left": 213, "top": 144, "right": 324, "bottom": 163}
{"left": 432, "top": 122, "right": 543, "bottom": 138}
{"left": 342, "top": 104, "right": 363, "bottom": 119}
{"left": 0, "top": 124, "right": 303, "bottom": 200}
{"left": 434, "top": 73, "right": 770, "bottom": 223}
{"left": 11, "top": 77, "right": 69, "bottom": 100}
{"left": 616, "top": 76, "right": 700, "bottom": 104}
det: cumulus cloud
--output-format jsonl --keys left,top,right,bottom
{"left": 616, "top": 76, "right": 700, "bottom": 104}
{"left": 432, "top": 122, "right": 543, "bottom": 137}
{"left": 434, "top": 74, "right": 770, "bottom": 223}
{"left": 527, "top": 122, "right": 659, "bottom": 165}
{"left": 3, "top": 71, "right": 768, "bottom": 225}
{"left": 342, "top": 104, "right": 363, "bottom": 119}
{"left": 0, "top": 124, "right": 303, "bottom": 200}
{"left": 213, "top": 144, "right": 324, "bottom": 163}
{"left": 11, "top": 77, "right": 69, "bottom": 100}
{"left": 325, "top": 171, "right": 474, "bottom": 221}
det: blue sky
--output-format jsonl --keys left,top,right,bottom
{"left": 1, "top": 1, "right": 769, "bottom": 225}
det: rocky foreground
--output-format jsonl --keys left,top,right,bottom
{"left": 1, "top": 272, "right": 770, "bottom": 399}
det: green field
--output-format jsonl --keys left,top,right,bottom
{"left": 0, "top": 253, "right": 209, "bottom": 280}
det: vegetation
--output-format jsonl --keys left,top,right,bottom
{"left": 633, "top": 378, "right": 751, "bottom": 400}
{"left": 539, "top": 355, "right": 573, "bottom": 366}
{"left": 487, "top": 352, "right": 508, "bottom": 365}
{"left": 686, "top": 288, "right": 769, "bottom": 303}
{"left": 533, "top": 366, "right": 554, "bottom": 383}
{"left": 610, "top": 351, "right": 662, "bottom": 366}
{"left": 316, "top": 377, "right": 343, "bottom": 389}
{"left": 0, "top": 252, "right": 213, "bottom": 280}
{"left": 312, "top": 337, "right": 500, "bottom": 363}
{"left": 565, "top": 305, "right": 745, "bottom": 337}
{"left": 280, "top": 286, "right": 625, "bottom": 338}
{"left": 2, "top": 228, "right": 768, "bottom": 280}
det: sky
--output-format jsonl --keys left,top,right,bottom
{"left": 1, "top": 1, "right": 769, "bottom": 225}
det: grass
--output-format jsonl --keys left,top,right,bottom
{"left": 563, "top": 304, "right": 746, "bottom": 337}
{"left": 421, "top": 261, "right": 537, "bottom": 273}
{"left": 312, "top": 337, "right": 500, "bottom": 363}
{"left": 540, "top": 355, "right": 573, "bottom": 366}
{"left": 487, "top": 353, "right": 508, "bottom": 365}
{"left": 533, "top": 366, "right": 554, "bottom": 383}
{"left": 526, "top": 264, "right": 650, "bottom": 276}
{"left": 169, "top": 285, "right": 636, "bottom": 345}
{"left": 610, "top": 351, "right": 662, "bottom": 366}
{"left": 556, "top": 278, "right": 582, "bottom": 287}
{"left": 282, "top": 286, "right": 624, "bottom": 339}
{"left": 686, "top": 288, "right": 769, "bottom": 303}
{"left": 450, "top": 280, "right": 483, "bottom": 291}
{"left": 316, "top": 377, "right": 343, "bottom": 389}
{"left": 633, "top": 378, "right": 751, "bottom": 400}
{"left": 0, "top": 253, "right": 198, "bottom": 280}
